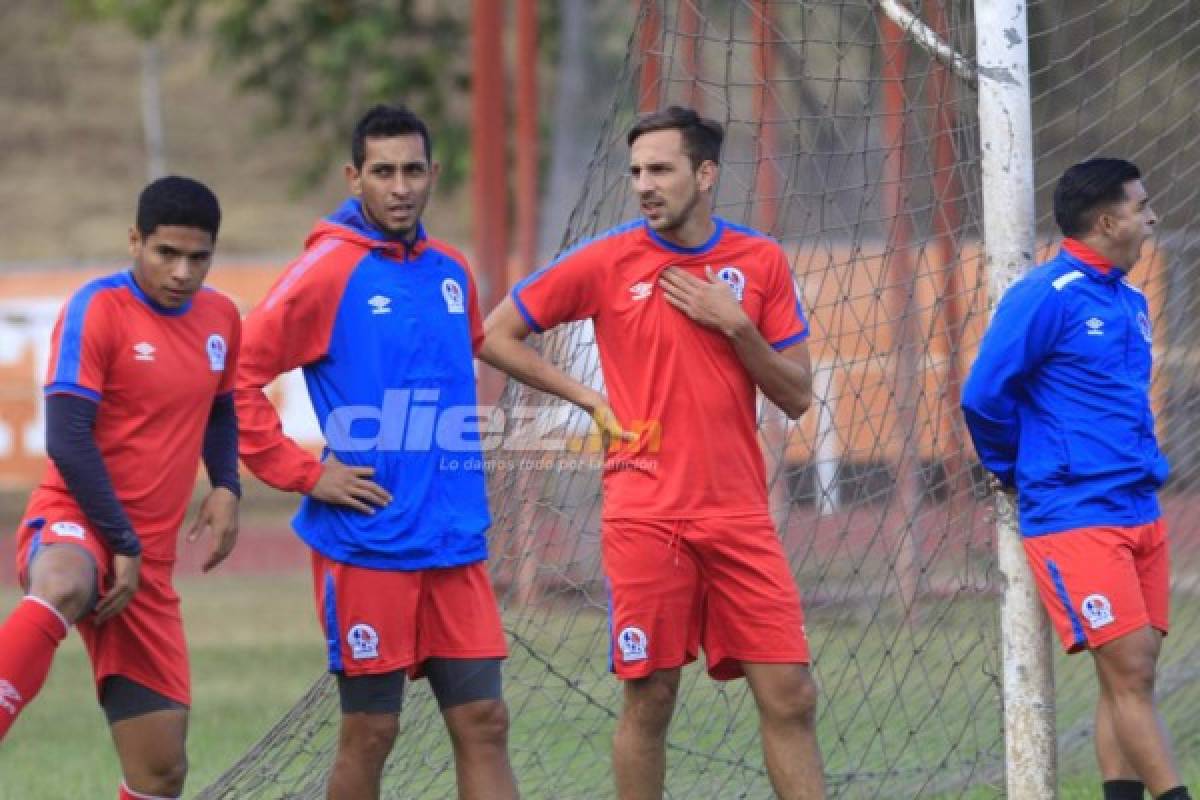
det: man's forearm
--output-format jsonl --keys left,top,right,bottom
{"left": 727, "top": 322, "right": 812, "bottom": 419}
{"left": 234, "top": 386, "right": 323, "bottom": 493}
{"left": 203, "top": 393, "right": 242, "bottom": 497}
{"left": 45, "top": 393, "right": 141, "bottom": 556}
{"left": 480, "top": 336, "right": 602, "bottom": 412}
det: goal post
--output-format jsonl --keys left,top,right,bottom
{"left": 972, "top": 2, "right": 1057, "bottom": 796}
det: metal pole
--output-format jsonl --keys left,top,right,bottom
{"left": 973, "top": 2, "right": 1057, "bottom": 796}
{"left": 514, "top": 0, "right": 539, "bottom": 287}
{"left": 636, "top": 0, "right": 663, "bottom": 112}
{"left": 878, "top": 6, "right": 924, "bottom": 617}
{"left": 471, "top": 0, "right": 510, "bottom": 406}
{"left": 752, "top": 0, "right": 779, "bottom": 233}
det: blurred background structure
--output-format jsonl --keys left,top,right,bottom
{"left": 2, "top": 1, "right": 1200, "bottom": 798}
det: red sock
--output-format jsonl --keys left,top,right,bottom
{"left": 0, "top": 596, "right": 69, "bottom": 741}
{"left": 119, "top": 781, "right": 179, "bottom": 799}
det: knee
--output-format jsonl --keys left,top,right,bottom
{"left": 29, "top": 563, "right": 93, "bottom": 623}
{"left": 1108, "top": 657, "right": 1157, "bottom": 699}
{"left": 340, "top": 713, "right": 400, "bottom": 761}
{"left": 448, "top": 699, "right": 510, "bottom": 749}
{"left": 128, "top": 754, "right": 188, "bottom": 797}
{"left": 760, "top": 672, "right": 819, "bottom": 727}
{"left": 624, "top": 676, "right": 679, "bottom": 737}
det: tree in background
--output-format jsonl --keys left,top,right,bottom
{"left": 191, "top": 0, "right": 469, "bottom": 189}
{"left": 68, "top": 0, "right": 181, "bottom": 181}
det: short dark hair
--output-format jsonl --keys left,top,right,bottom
{"left": 136, "top": 176, "right": 221, "bottom": 240}
{"left": 351, "top": 104, "right": 432, "bottom": 168}
{"left": 1053, "top": 158, "right": 1142, "bottom": 237}
{"left": 627, "top": 105, "right": 724, "bottom": 169}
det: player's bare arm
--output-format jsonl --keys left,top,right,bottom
{"left": 481, "top": 298, "right": 635, "bottom": 448}
{"left": 310, "top": 454, "right": 394, "bottom": 514}
{"left": 186, "top": 487, "right": 240, "bottom": 572}
{"left": 658, "top": 266, "right": 812, "bottom": 418}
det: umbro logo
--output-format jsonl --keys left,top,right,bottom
{"left": 133, "top": 342, "right": 156, "bottom": 361}
{"left": 1086, "top": 317, "right": 1104, "bottom": 336}
{"left": 629, "top": 282, "right": 653, "bottom": 301}
{"left": 368, "top": 295, "right": 391, "bottom": 315}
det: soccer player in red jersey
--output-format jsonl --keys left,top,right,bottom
{"left": 482, "top": 106, "right": 826, "bottom": 799}
{"left": 237, "top": 105, "right": 516, "bottom": 800}
{"left": 0, "top": 176, "right": 242, "bottom": 800}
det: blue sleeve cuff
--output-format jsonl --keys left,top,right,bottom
{"left": 44, "top": 382, "right": 101, "bottom": 403}
{"left": 510, "top": 287, "right": 544, "bottom": 334}
{"left": 771, "top": 329, "right": 809, "bottom": 350}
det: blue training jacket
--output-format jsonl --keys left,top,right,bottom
{"left": 238, "top": 198, "right": 491, "bottom": 569}
{"left": 961, "top": 245, "right": 1168, "bottom": 536}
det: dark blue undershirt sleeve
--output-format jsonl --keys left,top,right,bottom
{"left": 44, "top": 393, "right": 141, "bottom": 557}
{"left": 203, "top": 393, "right": 241, "bottom": 498}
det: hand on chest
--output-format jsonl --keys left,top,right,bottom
{"left": 612, "top": 259, "right": 765, "bottom": 325}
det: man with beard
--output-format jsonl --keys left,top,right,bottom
{"left": 237, "top": 104, "right": 517, "bottom": 800}
{"left": 481, "top": 105, "right": 826, "bottom": 799}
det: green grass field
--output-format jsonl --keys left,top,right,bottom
{"left": 0, "top": 572, "right": 1197, "bottom": 798}
{"left": 0, "top": 573, "right": 324, "bottom": 800}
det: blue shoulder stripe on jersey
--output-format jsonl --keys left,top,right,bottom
{"left": 646, "top": 218, "right": 726, "bottom": 254}
{"left": 53, "top": 273, "right": 127, "bottom": 388}
{"left": 323, "top": 570, "right": 343, "bottom": 672}
{"left": 1047, "top": 559, "right": 1086, "bottom": 649}
{"left": 537, "top": 219, "right": 645, "bottom": 273}
{"left": 511, "top": 219, "right": 646, "bottom": 333}
{"left": 719, "top": 217, "right": 774, "bottom": 241}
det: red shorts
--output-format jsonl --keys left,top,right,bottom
{"left": 14, "top": 499, "right": 189, "bottom": 705}
{"left": 311, "top": 553, "right": 507, "bottom": 679}
{"left": 602, "top": 515, "right": 809, "bottom": 681}
{"left": 1023, "top": 520, "right": 1170, "bottom": 654}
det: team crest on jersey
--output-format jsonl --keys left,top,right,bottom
{"left": 0, "top": 680, "right": 22, "bottom": 715}
{"left": 50, "top": 521, "right": 85, "bottom": 540}
{"left": 133, "top": 341, "right": 156, "bottom": 361}
{"left": 347, "top": 623, "right": 380, "bottom": 660}
{"left": 206, "top": 334, "right": 227, "bottom": 372}
{"left": 618, "top": 626, "right": 648, "bottom": 662}
{"left": 1081, "top": 594, "right": 1115, "bottom": 630}
{"left": 1137, "top": 311, "right": 1153, "bottom": 343}
{"left": 442, "top": 278, "right": 465, "bottom": 314}
{"left": 716, "top": 266, "right": 746, "bottom": 303}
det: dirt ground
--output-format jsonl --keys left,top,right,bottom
{"left": 0, "top": 1, "right": 471, "bottom": 267}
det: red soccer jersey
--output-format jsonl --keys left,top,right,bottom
{"left": 34, "top": 271, "right": 241, "bottom": 562}
{"left": 511, "top": 218, "right": 808, "bottom": 519}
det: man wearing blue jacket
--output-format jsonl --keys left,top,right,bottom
{"left": 236, "top": 105, "right": 518, "bottom": 800}
{"left": 962, "top": 158, "right": 1190, "bottom": 800}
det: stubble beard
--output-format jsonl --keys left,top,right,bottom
{"left": 651, "top": 187, "right": 702, "bottom": 235}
